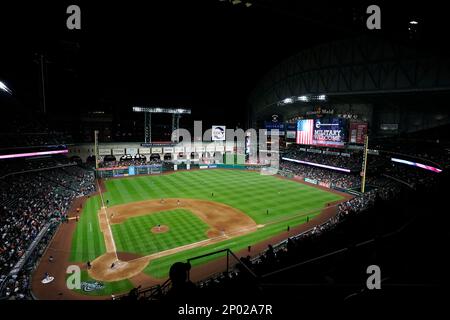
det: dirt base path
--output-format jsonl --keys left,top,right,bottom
{"left": 98, "top": 207, "right": 117, "bottom": 254}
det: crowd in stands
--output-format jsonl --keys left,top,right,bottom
{"left": 367, "top": 127, "right": 450, "bottom": 172}
{"left": 282, "top": 145, "right": 363, "bottom": 170}
{"left": 98, "top": 158, "right": 161, "bottom": 168}
{"left": 280, "top": 161, "right": 361, "bottom": 189}
{"left": 0, "top": 161, "right": 95, "bottom": 299}
{"left": 0, "top": 132, "right": 73, "bottom": 149}
{"left": 0, "top": 111, "right": 73, "bottom": 149}
{"left": 0, "top": 157, "right": 73, "bottom": 177}
{"left": 382, "top": 162, "right": 441, "bottom": 189}
{"left": 1, "top": 223, "right": 59, "bottom": 300}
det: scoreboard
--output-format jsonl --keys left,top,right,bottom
{"left": 296, "top": 118, "right": 348, "bottom": 148}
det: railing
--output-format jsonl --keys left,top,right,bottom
{"left": 382, "top": 173, "right": 415, "bottom": 189}
{"left": 114, "top": 279, "right": 172, "bottom": 300}
{"left": 0, "top": 163, "right": 77, "bottom": 179}
{"left": 187, "top": 249, "right": 258, "bottom": 282}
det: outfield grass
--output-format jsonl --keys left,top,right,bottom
{"left": 71, "top": 169, "right": 343, "bottom": 284}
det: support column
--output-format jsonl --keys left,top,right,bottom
{"left": 172, "top": 114, "right": 180, "bottom": 142}
{"left": 361, "top": 135, "right": 369, "bottom": 193}
{"left": 145, "top": 112, "right": 152, "bottom": 143}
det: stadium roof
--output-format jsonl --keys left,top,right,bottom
{"left": 1, "top": 1, "right": 449, "bottom": 128}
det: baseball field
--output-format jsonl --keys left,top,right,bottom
{"left": 68, "top": 169, "right": 345, "bottom": 296}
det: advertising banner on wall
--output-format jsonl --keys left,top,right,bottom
{"left": 151, "top": 147, "right": 163, "bottom": 154}
{"left": 112, "top": 148, "right": 125, "bottom": 155}
{"left": 285, "top": 123, "right": 297, "bottom": 131}
{"left": 206, "top": 144, "right": 216, "bottom": 152}
{"left": 174, "top": 146, "right": 184, "bottom": 153}
{"left": 264, "top": 122, "right": 285, "bottom": 131}
{"left": 319, "top": 181, "right": 331, "bottom": 188}
{"left": 304, "top": 178, "right": 318, "bottom": 185}
{"left": 286, "top": 131, "right": 296, "bottom": 139}
{"left": 126, "top": 148, "right": 138, "bottom": 156}
{"left": 215, "top": 145, "right": 225, "bottom": 152}
{"left": 225, "top": 145, "right": 234, "bottom": 152}
{"left": 349, "top": 122, "right": 368, "bottom": 144}
{"left": 99, "top": 148, "right": 111, "bottom": 156}
{"left": 139, "top": 148, "right": 151, "bottom": 154}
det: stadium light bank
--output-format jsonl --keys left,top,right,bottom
{"left": 0, "top": 81, "right": 12, "bottom": 95}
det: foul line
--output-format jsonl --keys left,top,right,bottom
{"left": 96, "top": 178, "right": 118, "bottom": 260}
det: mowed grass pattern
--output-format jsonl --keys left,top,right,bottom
{"left": 71, "top": 169, "right": 343, "bottom": 282}
{"left": 111, "top": 209, "right": 209, "bottom": 256}
{"left": 104, "top": 170, "right": 341, "bottom": 225}
{"left": 70, "top": 196, "right": 106, "bottom": 262}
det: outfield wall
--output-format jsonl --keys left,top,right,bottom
{"left": 96, "top": 164, "right": 163, "bottom": 178}
{"left": 95, "top": 163, "right": 271, "bottom": 179}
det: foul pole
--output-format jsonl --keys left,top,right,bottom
{"left": 361, "top": 135, "right": 369, "bottom": 193}
{"left": 94, "top": 130, "right": 99, "bottom": 170}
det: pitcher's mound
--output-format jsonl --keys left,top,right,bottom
{"left": 151, "top": 225, "right": 169, "bottom": 234}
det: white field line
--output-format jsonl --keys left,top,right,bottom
{"left": 96, "top": 179, "right": 118, "bottom": 259}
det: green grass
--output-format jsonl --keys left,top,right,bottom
{"left": 66, "top": 270, "right": 134, "bottom": 297}
{"left": 111, "top": 209, "right": 209, "bottom": 256}
{"left": 144, "top": 213, "right": 316, "bottom": 278}
{"left": 70, "top": 196, "right": 106, "bottom": 262}
{"left": 71, "top": 169, "right": 343, "bottom": 290}
{"left": 104, "top": 170, "right": 340, "bottom": 225}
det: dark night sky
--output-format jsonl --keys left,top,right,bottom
{"left": 1, "top": 0, "right": 449, "bottom": 129}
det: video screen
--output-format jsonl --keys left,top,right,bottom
{"left": 296, "top": 118, "right": 347, "bottom": 147}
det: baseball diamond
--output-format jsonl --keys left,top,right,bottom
{"left": 35, "top": 169, "right": 345, "bottom": 297}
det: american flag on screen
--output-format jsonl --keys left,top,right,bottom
{"left": 296, "top": 119, "right": 314, "bottom": 145}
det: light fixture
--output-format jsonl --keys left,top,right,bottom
{"left": 132, "top": 106, "right": 191, "bottom": 114}
{"left": 0, "top": 81, "right": 12, "bottom": 94}
{"left": 283, "top": 98, "right": 294, "bottom": 104}
{"left": 298, "top": 95, "right": 309, "bottom": 102}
